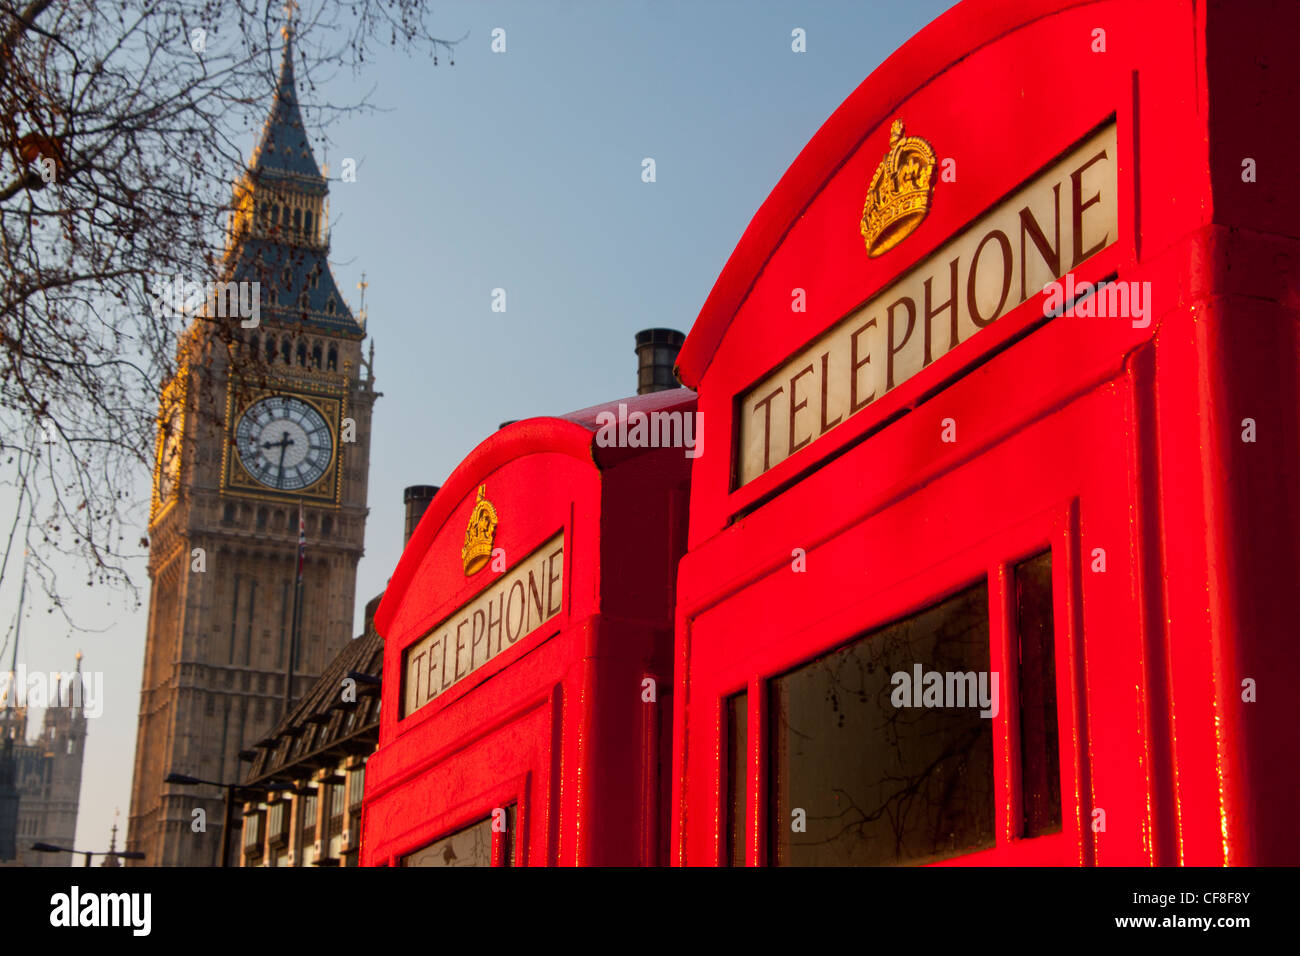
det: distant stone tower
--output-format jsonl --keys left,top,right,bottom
{"left": 0, "top": 655, "right": 88, "bottom": 867}
{"left": 126, "top": 17, "right": 375, "bottom": 867}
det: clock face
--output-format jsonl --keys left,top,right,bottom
{"left": 234, "top": 396, "right": 334, "bottom": 491}
{"left": 157, "top": 406, "right": 182, "bottom": 502}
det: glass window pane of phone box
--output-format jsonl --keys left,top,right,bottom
{"left": 401, "top": 804, "right": 517, "bottom": 867}
{"left": 768, "top": 581, "right": 996, "bottom": 865}
{"left": 1015, "top": 550, "right": 1061, "bottom": 838}
{"left": 402, "top": 816, "right": 494, "bottom": 867}
{"left": 726, "top": 692, "right": 748, "bottom": 867}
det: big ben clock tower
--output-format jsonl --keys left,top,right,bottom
{"left": 126, "top": 20, "right": 376, "bottom": 867}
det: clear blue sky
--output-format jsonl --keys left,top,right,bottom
{"left": 3, "top": 0, "right": 958, "bottom": 858}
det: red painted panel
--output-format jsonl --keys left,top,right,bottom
{"left": 673, "top": 0, "right": 1300, "bottom": 867}
{"left": 363, "top": 392, "right": 694, "bottom": 866}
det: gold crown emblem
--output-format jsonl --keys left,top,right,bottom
{"left": 461, "top": 484, "right": 498, "bottom": 575}
{"left": 860, "top": 120, "right": 936, "bottom": 257}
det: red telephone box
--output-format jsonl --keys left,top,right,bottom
{"left": 362, "top": 389, "right": 694, "bottom": 866}
{"left": 671, "top": 0, "right": 1300, "bottom": 866}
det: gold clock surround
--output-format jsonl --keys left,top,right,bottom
{"left": 220, "top": 375, "right": 347, "bottom": 505}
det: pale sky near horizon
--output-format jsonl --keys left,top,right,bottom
{"left": 0, "top": 0, "right": 958, "bottom": 858}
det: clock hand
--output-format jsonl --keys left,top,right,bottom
{"left": 275, "top": 430, "right": 293, "bottom": 488}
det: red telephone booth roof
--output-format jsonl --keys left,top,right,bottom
{"left": 675, "top": 0, "right": 1091, "bottom": 388}
{"left": 374, "top": 387, "right": 696, "bottom": 637}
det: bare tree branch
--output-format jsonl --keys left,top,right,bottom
{"left": 0, "top": 0, "right": 459, "bottom": 619}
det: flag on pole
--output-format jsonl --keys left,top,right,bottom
{"left": 296, "top": 500, "right": 306, "bottom": 583}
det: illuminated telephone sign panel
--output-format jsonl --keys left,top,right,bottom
{"left": 737, "top": 123, "right": 1117, "bottom": 485}
{"left": 401, "top": 533, "right": 564, "bottom": 718}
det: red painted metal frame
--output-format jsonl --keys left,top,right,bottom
{"left": 362, "top": 390, "right": 694, "bottom": 866}
{"left": 673, "top": 0, "right": 1300, "bottom": 866}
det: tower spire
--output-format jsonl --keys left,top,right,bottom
{"left": 250, "top": 3, "right": 323, "bottom": 186}
{"left": 357, "top": 273, "right": 368, "bottom": 331}
{"left": 72, "top": 651, "right": 83, "bottom": 711}
{"left": 222, "top": 1, "right": 364, "bottom": 338}
{"left": 101, "top": 809, "right": 121, "bottom": 867}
